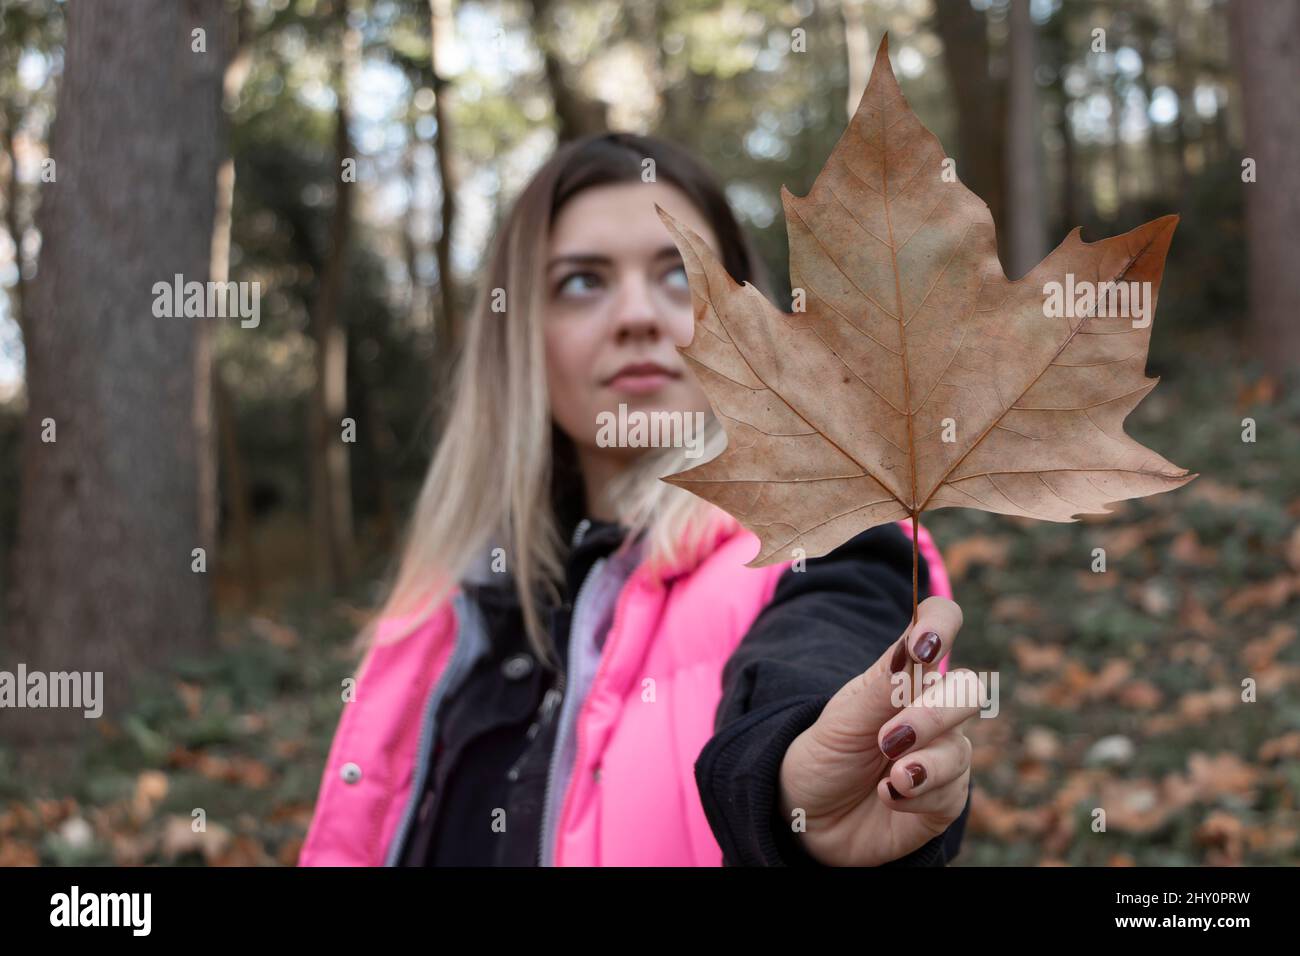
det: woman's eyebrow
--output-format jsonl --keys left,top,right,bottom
{"left": 548, "top": 253, "right": 607, "bottom": 270}
{"left": 547, "top": 245, "right": 684, "bottom": 270}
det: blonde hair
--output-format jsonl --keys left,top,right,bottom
{"left": 358, "top": 133, "right": 771, "bottom": 668}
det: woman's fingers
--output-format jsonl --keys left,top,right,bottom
{"left": 815, "top": 597, "right": 967, "bottom": 751}
{"left": 876, "top": 668, "right": 984, "bottom": 764}
{"left": 902, "top": 596, "right": 963, "bottom": 664}
{"left": 889, "top": 596, "right": 963, "bottom": 705}
{"left": 878, "top": 761, "right": 970, "bottom": 818}
{"left": 878, "top": 728, "right": 972, "bottom": 805}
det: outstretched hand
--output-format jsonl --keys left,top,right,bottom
{"left": 776, "top": 597, "right": 977, "bottom": 866}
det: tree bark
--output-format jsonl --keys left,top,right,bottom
{"left": 933, "top": 0, "right": 1008, "bottom": 267}
{"left": 1005, "top": 0, "right": 1047, "bottom": 278}
{"left": 210, "top": 0, "right": 257, "bottom": 606}
{"left": 529, "top": 0, "right": 608, "bottom": 141}
{"left": 1229, "top": 0, "right": 1300, "bottom": 373}
{"left": 1, "top": 115, "right": 26, "bottom": 337}
{"left": 216, "top": 367, "right": 259, "bottom": 606}
{"left": 307, "top": 3, "right": 358, "bottom": 592}
{"left": 349, "top": 337, "right": 398, "bottom": 554}
{"left": 841, "top": 0, "right": 872, "bottom": 123}
{"left": 5, "top": 0, "right": 230, "bottom": 745}
{"left": 429, "top": 0, "right": 461, "bottom": 353}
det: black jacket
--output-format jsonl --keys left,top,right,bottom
{"left": 396, "top": 515, "right": 971, "bottom": 866}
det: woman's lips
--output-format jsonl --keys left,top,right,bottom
{"left": 603, "top": 362, "right": 681, "bottom": 395}
{"left": 606, "top": 370, "right": 676, "bottom": 395}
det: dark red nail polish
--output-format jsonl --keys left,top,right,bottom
{"left": 887, "top": 781, "right": 904, "bottom": 800}
{"left": 881, "top": 724, "right": 916, "bottom": 759}
{"left": 889, "top": 637, "right": 909, "bottom": 674}
{"left": 905, "top": 763, "right": 927, "bottom": 788}
{"left": 914, "top": 631, "right": 942, "bottom": 664}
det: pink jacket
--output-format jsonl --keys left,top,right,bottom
{"left": 299, "top": 514, "right": 952, "bottom": 866}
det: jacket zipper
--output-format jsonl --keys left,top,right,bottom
{"left": 549, "top": 518, "right": 590, "bottom": 702}
{"left": 536, "top": 517, "right": 599, "bottom": 866}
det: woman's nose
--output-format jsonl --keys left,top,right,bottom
{"left": 611, "top": 273, "right": 662, "bottom": 344}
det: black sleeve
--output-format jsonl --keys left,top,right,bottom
{"left": 693, "top": 522, "right": 973, "bottom": 867}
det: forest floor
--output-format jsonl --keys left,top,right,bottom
{"left": 3, "top": 332, "right": 1298, "bottom": 866}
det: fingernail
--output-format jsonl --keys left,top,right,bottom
{"left": 889, "top": 637, "right": 909, "bottom": 674}
{"left": 913, "top": 631, "right": 942, "bottom": 664}
{"left": 881, "top": 724, "right": 916, "bottom": 760}
{"left": 904, "top": 763, "right": 927, "bottom": 789}
{"left": 886, "top": 781, "right": 904, "bottom": 800}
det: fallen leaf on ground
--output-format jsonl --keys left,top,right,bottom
{"left": 938, "top": 534, "right": 1010, "bottom": 579}
{"left": 1222, "top": 576, "right": 1295, "bottom": 616}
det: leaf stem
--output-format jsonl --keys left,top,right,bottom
{"left": 911, "top": 512, "right": 918, "bottom": 625}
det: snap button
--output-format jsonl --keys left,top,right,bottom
{"left": 340, "top": 762, "right": 362, "bottom": 784}
{"left": 501, "top": 652, "right": 535, "bottom": 681}
{"left": 506, "top": 767, "right": 520, "bottom": 782}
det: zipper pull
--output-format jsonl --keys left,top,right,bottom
{"left": 538, "top": 686, "right": 563, "bottom": 723}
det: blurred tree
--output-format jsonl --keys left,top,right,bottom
{"left": 5, "top": 0, "right": 231, "bottom": 745}
{"left": 840, "top": 0, "right": 871, "bottom": 119}
{"left": 933, "top": 0, "right": 1007, "bottom": 265}
{"left": 0, "top": 1, "right": 55, "bottom": 335}
{"left": 214, "top": 0, "right": 260, "bottom": 608}
{"left": 308, "top": 0, "right": 358, "bottom": 591}
{"left": 0, "top": 0, "right": 62, "bottom": 624}
{"left": 1228, "top": 0, "right": 1300, "bottom": 373}
{"left": 1005, "top": 0, "right": 1047, "bottom": 278}
{"left": 1039, "top": 0, "right": 1081, "bottom": 233}
{"left": 529, "top": 0, "right": 609, "bottom": 139}
{"left": 428, "top": 0, "right": 461, "bottom": 352}
{"left": 383, "top": 0, "right": 461, "bottom": 440}
{"left": 1169, "top": 0, "right": 1197, "bottom": 194}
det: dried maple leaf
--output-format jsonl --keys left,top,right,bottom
{"left": 656, "top": 35, "right": 1195, "bottom": 609}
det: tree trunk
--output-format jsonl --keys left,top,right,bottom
{"left": 1132, "top": 9, "right": 1176, "bottom": 202}
{"left": 1, "top": 114, "right": 26, "bottom": 337}
{"left": 1108, "top": 78, "right": 1126, "bottom": 219}
{"left": 1005, "top": 0, "right": 1047, "bottom": 278}
{"left": 350, "top": 337, "right": 398, "bottom": 554}
{"left": 1229, "top": 0, "right": 1300, "bottom": 372}
{"left": 429, "top": 0, "right": 460, "bottom": 353}
{"left": 1059, "top": 98, "right": 1078, "bottom": 231}
{"left": 216, "top": 368, "right": 260, "bottom": 606}
{"left": 841, "top": 0, "right": 872, "bottom": 123}
{"left": 1170, "top": 0, "right": 1199, "bottom": 187}
{"left": 4, "top": 0, "right": 230, "bottom": 746}
{"left": 307, "top": 9, "right": 358, "bottom": 593}
{"left": 1041, "top": 2, "right": 1080, "bottom": 233}
{"left": 211, "top": 0, "right": 258, "bottom": 607}
{"left": 529, "top": 0, "right": 608, "bottom": 141}
{"left": 933, "top": 0, "right": 1008, "bottom": 267}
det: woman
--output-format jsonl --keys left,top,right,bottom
{"left": 299, "top": 131, "right": 974, "bottom": 867}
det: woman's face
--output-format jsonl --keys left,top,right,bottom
{"left": 543, "top": 181, "right": 719, "bottom": 461}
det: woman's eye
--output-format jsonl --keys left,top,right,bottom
{"left": 663, "top": 264, "right": 689, "bottom": 290}
{"left": 556, "top": 272, "right": 602, "bottom": 298}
